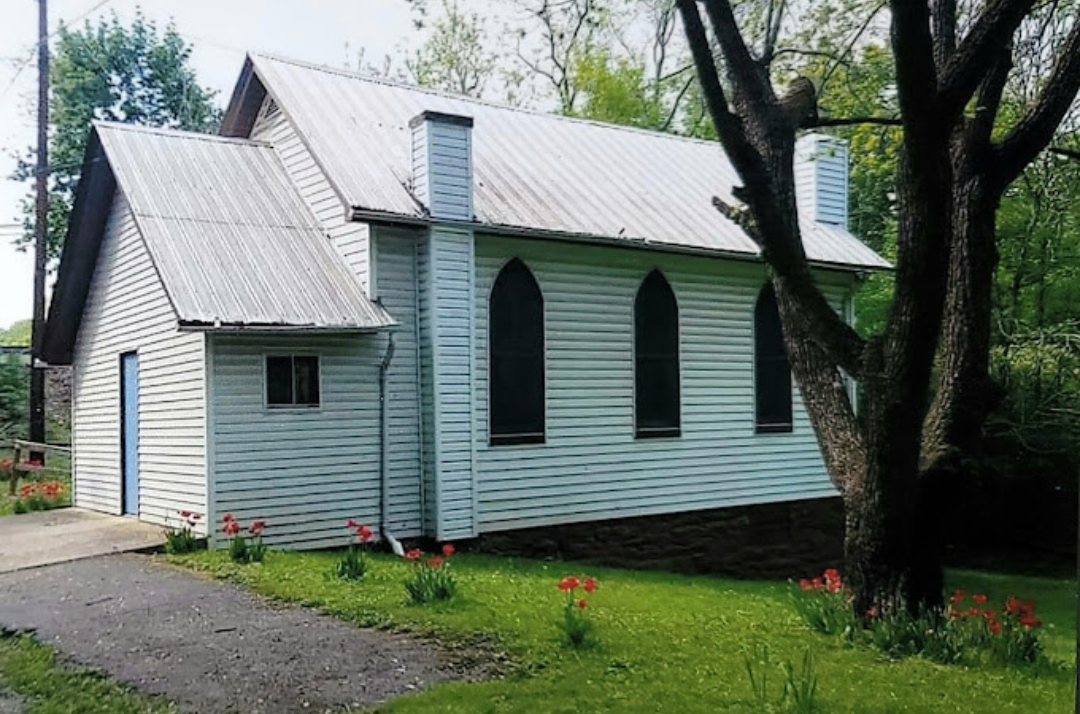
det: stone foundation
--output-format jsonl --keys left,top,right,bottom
{"left": 473, "top": 498, "right": 844, "bottom": 579}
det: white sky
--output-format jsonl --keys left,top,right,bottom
{"left": 0, "top": 0, "right": 424, "bottom": 330}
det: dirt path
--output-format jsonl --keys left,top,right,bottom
{"left": 0, "top": 554, "right": 458, "bottom": 713}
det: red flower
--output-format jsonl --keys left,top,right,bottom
{"left": 345, "top": 519, "right": 357, "bottom": 529}
{"left": 222, "top": 513, "right": 235, "bottom": 523}
{"left": 223, "top": 520, "right": 241, "bottom": 537}
{"left": 442, "top": 544, "right": 455, "bottom": 558}
{"left": 191, "top": 513, "right": 201, "bottom": 521}
{"left": 179, "top": 510, "right": 192, "bottom": 518}
{"left": 558, "top": 576, "right": 581, "bottom": 593}
{"left": 404, "top": 548, "right": 422, "bottom": 561}
{"left": 972, "top": 594, "right": 988, "bottom": 605}
{"left": 989, "top": 621, "right": 1003, "bottom": 636}
{"left": 967, "top": 607, "right": 981, "bottom": 618}
{"left": 428, "top": 557, "right": 444, "bottom": 569}
{"left": 949, "top": 590, "right": 966, "bottom": 606}
{"left": 357, "top": 525, "right": 374, "bottom": 543}
{"left": 249, "top": 520, "right": 266, "bottom": 536}
{"left": 577, "top": 598, "right": 588, "bottom": 609}
{"left": 866, "top": 606, "right": 880, "bottom": 619}
{"left": 584, "top": 577, "right": 598, "bottom": 593}
{"left": 799, "top": 578, "right": 813, "bottom": 591}
{"left": 1020, "top": 615, "right": 1041, "bottom": 630}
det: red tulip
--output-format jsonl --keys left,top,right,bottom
{"left": 404, "top": 549, "right": 422, "bottom": 561}
{"left": 442, "top": 544, "right": 455, "bottom": 558}
{"left": 250, "top": 520, "right": 266, "bottom": 536}
{"left": 222, "top": 513, "right": 235, "bottom": 523}
{"left": 558, "top": 576, "right": 580, "bottom": 593}
{"left": 949, "top": 590, "right": 966, "bottom": 606}
{"left": 223, "top": 520, "right": 241, "bottom": 537}
{"left": 577, "top": 598, "right": 588, "bottom": 609}
{"left": 358, "top": 525, "right": 374, "bottom": 542}
{"left": 584, "top": 577, "right": 598, "bottom": 593}
{"left": 972, "top": 594, "right": 988, "bottom": 605}
{"left": 428, "top": 557, "right": 444, "bottom": 569}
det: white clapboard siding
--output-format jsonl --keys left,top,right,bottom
{"left": 472, "top": 234, "right": 852, "bottom": 532}
{"left": 72, "top": 191, "right": 206, "bottom": 530}
{"left": 373, "top": 228, "right": 425, "bottom": 535}
{"left": 251, "top": 97, "right": 371, "bottom": 291}
{"left": 421, "top": 226, "right": 475, "bottom": 539}
{"left": 208, "top": 330, "right": 422, "bottom": 549}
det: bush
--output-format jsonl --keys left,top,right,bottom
{"left": 334, "top": 520, "right": 375, "bottom": 581}
{"left": 165, "top": 510, "right": 203, "bottom": 555}
{"left": 222, "top": 514, "right": 267, "bottom": 564}
{"left": 403, "top": 544, "right": 457, "bottom": 604}
{"left": 556, "top": 575, "right": 599, "bottom": 648}
{"left": 791, "top": 570, "right": 1047, "bottom": 668}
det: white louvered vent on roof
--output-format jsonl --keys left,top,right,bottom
{"left": 795, "top": 134, "right": 849, "bottom": 230}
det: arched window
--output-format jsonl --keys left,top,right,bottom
{"left": 755, "top": 283, "right": 793, "bottom": 432}
{"left": 489, "top": 259, "right": 545, "bottom": 445}
{"left": 634, "top": 270, "right": 680, "bottom": 437}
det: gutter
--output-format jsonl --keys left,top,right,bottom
{"left": 378, "top": 332, "right": 403, "bottom": 556}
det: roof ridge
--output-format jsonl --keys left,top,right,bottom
{"left": 250, "top": 52, "right": 727, "bottom": 150}
{"left": 93, "top": 120, "right": 271, "bottom": 148}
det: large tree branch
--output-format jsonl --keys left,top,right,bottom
{"left": 993, "top": 18, "right": 1080, "bottom": 187}
{"left": 701, "top": 0, "right": 777, "bottom": 114}
{"left": 938, "top": 0, "right": 1037, "bottom": 120}
{"left": 932, "top": 0, "right": 957, "bottom": 70}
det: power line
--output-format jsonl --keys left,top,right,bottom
{"left": 0, "top": 0, "right": 117, "bottom": 104}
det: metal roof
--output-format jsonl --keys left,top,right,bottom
{"left": 246, "top": 54, "right": 888, "bottom": 270}
{"left": 95, "top": 122, "right": 395, "bottom": 331}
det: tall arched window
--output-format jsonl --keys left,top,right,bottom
{"left": 489, "top": 258, "right": 545, "bottom": 445}
{"left": 634, "top": 270, "right": 680, "bottom": 437}
{"left": 755, "top": 283, "right": 793, "bottom": 432}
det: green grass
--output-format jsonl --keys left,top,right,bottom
{"left": 0, "top": 632, "right": 176, "bottom": 714}
{"left": 176, "top": 551, "right": 1078, "bottom": 714}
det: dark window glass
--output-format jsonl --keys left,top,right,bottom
{"left": 755, "top": 284, "right": 793, "bottom": 432}
{"left": 266, "top": 355, "right": 320, "bottom": 407}
{"left": 266, "top": 356, "right": 294, "bottom": 406}
{"left": 293, "top": 356, "right": 320, "bottom": 406}
{"left": 489, "top": 259, "right": 544, "bottom": 445}
{"left": 635, "top": 270, "right": 680, "bottom": 437}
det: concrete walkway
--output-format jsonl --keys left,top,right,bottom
{"left": 0, "top": 554, "right": 460, "bottom": 713}
{"left": 0, "top": 508, "right": 165, "bottom": 573}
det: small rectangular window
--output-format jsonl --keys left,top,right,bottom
{"left": 266, "top": 355, "right": 320, "bottom": 407}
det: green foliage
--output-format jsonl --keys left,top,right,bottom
{"left": 172, "top": 551, "right": 1076, "bottom": 714}
{"left": 0, "top": 320, "right": 32, "bottom": 346}
{"left": 789, "top": 585, "right": 856, "bottom": 637}
{"left": 11, "top": 11, "right": 220, "bottom": 259}
{"left": 0, "top": 357, "right": 29, "bottom": 442}
{"left": 743, "top": 643, "right": 820, "bottom": 713}
{"left": 404, "top": 557, "right": 457, "bottom": 604}
{"left": 227, "top": 534, "right": 266, "bottom": 565}
{"left": 334, "top": 545, "right": 369, "bottom": 582}
{"left": 571, "top": 49, "right": 666, "bottom": 129}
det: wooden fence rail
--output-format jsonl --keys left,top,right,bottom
{"left": 7, "top": 440, "right": 72, "bottom": 496}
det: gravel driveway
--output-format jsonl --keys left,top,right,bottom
{"left": 0, "top": 554, "right": 460, "bottom": 713}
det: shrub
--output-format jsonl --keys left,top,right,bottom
{"left": 335, "top": 520, "right": 374, "bottom": 581}
{"left": 165, "top": 510, "right": 203, "bottom": 555}
{"left": 222, "top": 514, "right": 267, "bottom": 564}
{"left": 791, "top": 570, "right": 1047, "bottom": 668}
{"left": 556, "top": 575, "right": 599, "bottom": 648}
{"left": 403, "top": 544, "right": 457, "bottom": 604}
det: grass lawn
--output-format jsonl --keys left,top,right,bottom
{"left": 0, "top": 632, "right": 176, "bottom": 714}
{"left": 177, "top": 551, "right": 1077, "bottom": 714}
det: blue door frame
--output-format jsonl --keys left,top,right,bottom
{"left": 120, "top": 352, "right": 139, "bottom": 515}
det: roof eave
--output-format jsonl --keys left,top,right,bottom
{"left": 348, "top": 206, "right": 891, "bottom": 273}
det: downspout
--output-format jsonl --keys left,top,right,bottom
{"left": 379, "top": 331, "right": 403, "bottom": 555}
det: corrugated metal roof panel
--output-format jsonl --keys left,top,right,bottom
{"left": 95, "top": 122, "right": 395, "bottom": 330}
{"left": 251, "top": 54, "right": 889, "bottom": 270}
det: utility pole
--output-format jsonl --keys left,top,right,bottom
{"left": 30, "top": 0, "right": 49, "bottom": 455}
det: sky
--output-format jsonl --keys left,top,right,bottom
{"left": 0, "top": 0, "right": 423, "bottom": 331}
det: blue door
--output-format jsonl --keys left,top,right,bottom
{"left": 121, "top": 352, "right": 139, "bottom": 515}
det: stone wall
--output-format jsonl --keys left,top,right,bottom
{"left": 473, "top": 497, "right": 844, "bottom": 580}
